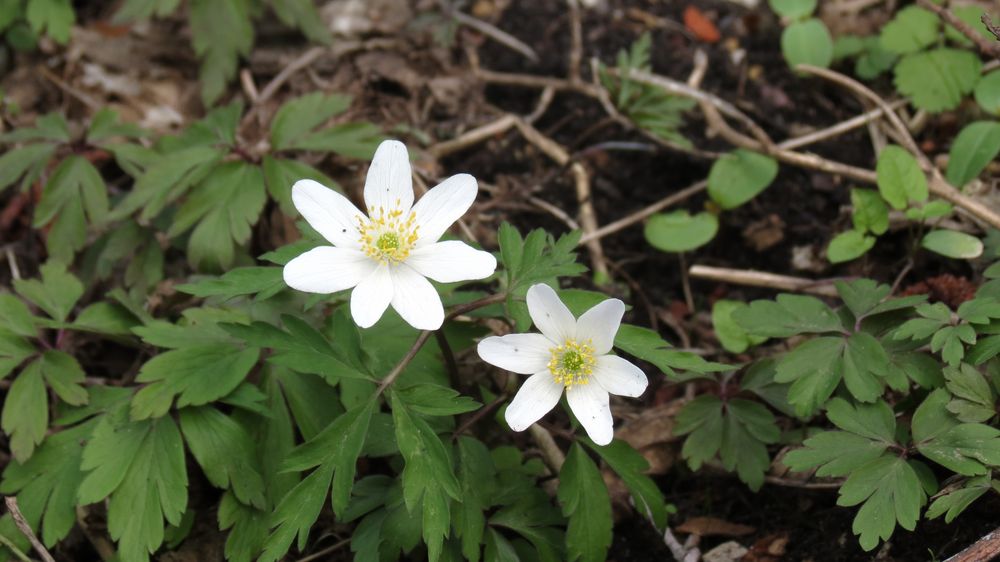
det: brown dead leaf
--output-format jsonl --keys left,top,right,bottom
{"left": 703, "top": 541, "right": 750, "bottom": 562}
{"left": 677, "top": 516, "right": 755, "bottom": 538}
{"left": 742, "top": 214, "right": 785, "bottom": 252}
{"left": 356, "top": 52, "right": 424, "bottom": 92}
{"left": 615, "top": 402, "right": 681, "bottom": 450}
{"left": 744, "top": 533, "right": 789, "bottom": 561}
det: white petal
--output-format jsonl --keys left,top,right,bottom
{"left": 477, "top": 333, "right": 553, "bottom": 374}
{"left": 389, "top": 264, "right": 445, "bottom": 330}
{"left": 411, "top": 173, "right": 477, "bottom": 246}
{"left": 350, "top": 264, "right": 393, "bottom": 328}
{"left": 593, "top": 355, "right": 648, "bottom": 398}
{"left": 575, "top": 298, "right": 625, "bottom": 355}
{"left": 406, "top": 241, "right": 496, "bottom": 283}
{"left": 283, "top": 247, "right": 375, "bottom": 294}
{"left": 363, "top": 140, "right": 413, "bottom": 215}
{"left": 526, "top": 283, "right": 576, "bottom": 344}
{"left": 292, "top": 179, "right": 365, "bottom": 249}
{"left": 504, "top": 372, "right": 564, "bottom": 432}
{"left": 566, "top": 382, "right": 614, "bottom": 445}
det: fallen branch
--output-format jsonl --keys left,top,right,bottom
{"left": 688, "top": 265, "right": 841, "bottom": 297}
{"left": 946, "top": 526, "right": 1000, "bottom": 562}
{"left": 917, "top": 0, "right": 1000, "bottom": 60}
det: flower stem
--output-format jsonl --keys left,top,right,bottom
{"left": 375, "top": 292, "right": 508, "bottom": 395}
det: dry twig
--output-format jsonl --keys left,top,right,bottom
{"left": 688, "top": 265, "right": 841, "bottom": 297}
{"left": 450, "top": 8, "right": 539, "bottom": 63}
{"left": 945, "top": 526, "right": 1000, "bottom": 562}
{"left": 916, "top": 0, "right": 1000, "bottom": 60}
{"left": 4, "top": 496, "right": 55, "bottom": 562}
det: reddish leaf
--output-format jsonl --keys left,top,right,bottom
{"left": 684, "top": 6, "right": 720, "bottom": 43}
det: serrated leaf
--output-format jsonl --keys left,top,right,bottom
{"left": 879, "top": 6, "right": 938, "bottom": 55}
{"left": 926, "top": 476, "right": 993, "bottom": 523}
{"left": 71, "top": 302, "right": 139, "bottom": 336}
{"left": 395, "top": 383, "right": 481, "bottom": 416}
{"left": 894, "top": 48, "right": 982, "bottom": 112}
{"left": 837, "top": 455, "right": 925, "bottom": 551}
{"left": 261, "top": 156, "right": 336, "bottom": 215}
{"left": 835, "top": 279, "right": 889, "bottom": 319}
{"left": 131, "top": 345, "right": 259, "bottom": 419}
{"left": 270, "top": 92, "right": 352, "bottom": 151}
{"left": 614, "top": 324, "right": 731, "bottom": 378}
{"left": 733, "top": 294, "right": 843, "bottom": 338}
{"left": 930, "top": 324, "right": 976, "bottom": 366}
{"left": 775, "top": 336, "right": 845, "bottom": 416}
{"left": 114, "top": 145, "right": 224, "bottom": 220}
{"left": 14, "top": 261, "right": 83, "bottom": 323}
{"left": 32, "top": 155, "right": 109, "bottom": 262}
{"left": 1, "top": 359, "right": 47, "bottom": 462}
{"left": 454, "top": 437, "right": 495, "bottom": 562}
{"left": 876, "top": 145, "right": 927, "bottom": 210}
{"left": 190, "top": 0, "right": 253, "bottom": 105}
{"left": 0, "top": 143, "right": 56, "bottom": 193}
{"left": 644, "top": 210, "right": 718, "bottom": 253}
{"left": 842, "top": 332, "right": 889, "bottom": 402}
{"left": 279, "top": 399, "right": 374, "bottom": 516}
{"left": 784, "top": 431, "right": 889, "bottom": 476}
{"left": 558, "top": 443, "right": 612, "bottom": 562}
{"left": 269, "top": 0, "right": 332, "bottom": 44}
{"left": 945, "top": 121, "right": 1000, "bottom": 187}
{"left": 176, "top": 267, "right": 285, "bottom": 300}
{"left": 958, "top": 297, "right": 1000, "bottom": 324}
{"left": 707, "top": 149, "right": 778, "bottom": 210}
{"left": 0, "top": 332, "right": 35, "bottom": 380}
{"left": 712, "top": 299, "right": 766, "bottom": 354}
{"left": 584, "top": 438, "right": 668, "bottom": 529}
{"left": 79, "top": 409, "right": 188, "bottom": 562}
{"left": 0, "top": 293, "right": 37, "bottom": 338}
{"left": 169, "top": 161, "right": 267, "bottom": 270}
{"left": 179, "top": 406, "right": 266, "bottom": 508}
{"left": 25, "top": 0, "right": 74, "bottom": 43}
{"left": 258, "top": 462, "right": 335, "bottom": 562}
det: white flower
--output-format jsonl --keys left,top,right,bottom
{"left": 477, "top": 283, "right": 648, "bottom": 445}
{"left": 283, "top": 140, "right": 497, "bottom": 330}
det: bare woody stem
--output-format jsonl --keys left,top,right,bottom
{"left": 4, "top": 497, "right": 55, "bottom": 562}
{"left": 375, "top": 292, "right": 507, "bottom": 395}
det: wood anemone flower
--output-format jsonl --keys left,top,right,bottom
{"left": 477, "top": 283, "right": 648, "bottom": 445}
{"left": 283, "top": 140, "right": 496, "bottom": 330}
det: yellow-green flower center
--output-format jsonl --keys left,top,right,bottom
{"left": 359, "top": 202, "right": 419, "bottom": 264}
{"left": 549, "top": 339, "right": 595, "bottom": 388}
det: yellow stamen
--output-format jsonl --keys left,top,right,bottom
{"left": 549, "top": 339, "right": 596, "bottom": 389}
{"left": 359, "top": 205, "right": 419, "bottom": 264}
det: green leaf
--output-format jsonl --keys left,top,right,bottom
{"left": 0, "top": 332, "right": 35, "bottom": 380}
{"left": 169, "top": 161, "right": 267, "bottom": 270}
{"left": 827, "top": 230, "right": 876, "bottom": 263}
{"left": 720, "top": 399, "right": 779, "bottom": 490}
{"left": 395, "top": 383, "right": 481, "bottom": 416}
{"left": 922, "top": 230, "right": 984, "bottom": 259}
{"left": 826, "top": 397, "right": 896, "bottom": 442}
{"left": 25, "top": 0, "right": 74, "bottom": 43}
{"left": 286, "top": 121, "right": 385, "bottom": 160}
{"left": 712, "top": 299, "right": 766, "bottom": 354}
{"left": 876, "top": 145, "right": 927, "bottom": 210}
{"left": 930, "top": 324, "right": 976, "bottom": 366}
{"left": 78, "top": 409, "right": 188, "bottom": 562}
{"left": 0, "top": 293, "right": 37, "bottom": 338}
{"left": 33, "top": 155, "right": 109, "bottom": 262}
{"left": 614, "top": 324, "right": 732, "bottom": 378}
{"left": 114, "top": 145, "right": 224, "bottom": 220}
{"left": 782, "top": 18, "right": 834, "bottom": 69}
{"left": 835, "top": 279, "right": 890, "bottom": 319}
{"left": 644, "top": 210, "right": 718, "bottom": 253}
{"left": 391, "top": 392, "right": 461, "bottom": 562}
{"left": 784, "top": 431, "right": 889, "bottom": 476}
{"left": 179, "top": 406, "right": 265, "bottom": 508}
{"left": 943, "top": 5, "right": 994, "bottom": 45}
{"left": 270, "top": 92, "right": 352, "bottom": 151}
{"left": 0, "top": 418, "right": 96, "bottom": 547}
{"left": 454, "top": 437, "right": 495, "bottom": 562}
{"left": 913, "top": 389, "right": 1000, "bottom": 475}
{"left": 584, "top": 439, "right": 669, "bottom": 529}
{"left": 131, "top": 345, "right": 259, "bottom": 419}
{"left": 733, "top": 294, "right": 843, "bottom": 338}
{"left": 894, "top": 48, "right": 982, "bottom": 112}
{"left": 850, "top": 188, "right": 889, "bottom": 235}
{"left": 262, "top": 156, "right": 335, "bottom": 215}
{"left": 837, "top": 455, "right": 925, "bottom": 551}
{"left": 675, "top": 395, "right": 723, "bottom": 469}
{"left": 775, "top": 336, "right": 845, "bottom": 416}
{"left": 0, "top": 143, "right": 56, "bottom": 193}
{"left": 706, "top": 149, "right": 778, "bottom": 210}
{"left": 855, "top": 36, "right": 898, "bottom": 79}
{"left": 1, "top": 359, "right": 47, "bottom": 462}
{"left": 13, "top": 261, "right": 83, "bottom": 322}
{"left": 842, "top": 332, "right": 889, "bottom": 402}
{"left": 71, "top": 302, "right": 139, "bottom": 336}
{"left": 905, "top": 200, "right": 954, "bottom": 221}
{"left": 926, "top": 476, "right": 994, "bottom": 523}
{"left": 879, "top": 6, "right": 938, "bottom": 55}
{"left": 974, "top": 70, "right": 1000, "bottom": 115}
{"left": 945, "top": 121, "right": 1000, "bottom": 187}
{"left": 558, "top": 443, "right": 612, "bottom": 562}
{"left": 944, "top": 363, "right": 995, "bottom": 423}
{"left": 279, "top": 399, "right": 375, "bottom": 516}
{"left": 176, "top": 267, "right": 285, "bottom": 300}
{"left": 189, "top": 0, "right": 253, "bottom": 105}
{"left": 269, "top": 0, "right": 332, "bottom": 44}
{"left": 258, "top": 463, "right": 335, "bottom": 562}
{"left": 38, "top": 350, "right": 87, "bottom": 406}
{"left": 958, "top": 297, "right": 1000, "bottom": 324}
{"left": 768, "top": 0, "right": 816, "bottom": 20}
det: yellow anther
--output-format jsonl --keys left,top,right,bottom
{"left": 548, "top": 339, "right": 596, "bottom": 389}
{"left": 359, "top": 206, "right": 419, "bottom": 264}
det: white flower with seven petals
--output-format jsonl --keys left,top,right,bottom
{"left": 477, "top": 284, "right": 648, "bottom": 445}
{"left": 283, "top": 140, "right": 497, "bottom": 330}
